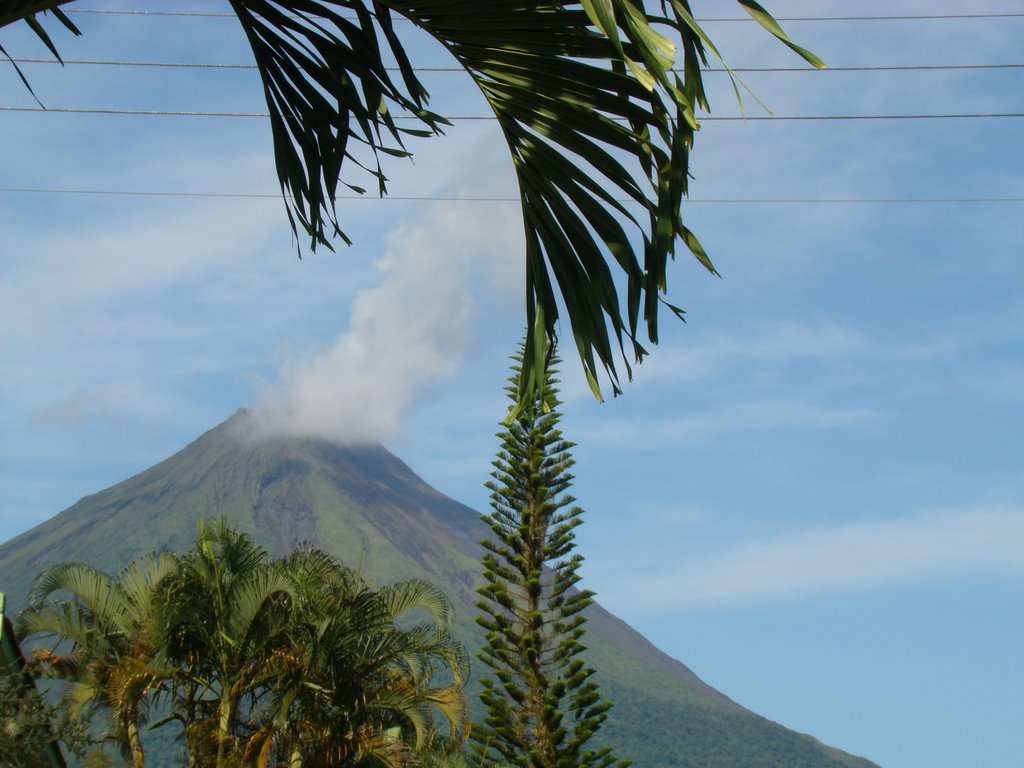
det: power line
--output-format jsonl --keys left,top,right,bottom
{"left": 57, "top": 9, "right": 1024, "bottom": 22}
{"left": 7, "top": 57, "right": 1024, "bottom": 74}
{"left": 710, "top": 14, "right": 1024, "bottom": 22}
{"left": 3, "top": 105, "right": 1022, "bottom": 121}
{"left": 2, "top": 187, "right": 1021, "bottom": 205}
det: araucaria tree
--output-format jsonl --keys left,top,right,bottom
{"left": 473, "top": 351, "right": 627, "bottom": 768}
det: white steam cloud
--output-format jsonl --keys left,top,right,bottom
{"left": 254, "top": 196, "right": 523, "bottom": 443}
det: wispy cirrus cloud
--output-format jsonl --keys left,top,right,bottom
{"left": 634, "top": 321, "right": 867, "bottom": 384}
{"left": 604, "top": 506, "right": 1024, "bottom": 612}
{"left": 574, "top": 397, "right": 877, "bottom": 449}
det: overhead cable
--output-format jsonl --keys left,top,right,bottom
{"left": 7, "top": 57, "right": 1023, "bottom": 74}
{"left": 2, "top": 187, "right": 1021, "bottom": 205}
{"left": 57, "top": 9, "right": 1024, "bottom": 22}
{"left": 2, "top": 105, "right": 1022, "bottom": 121}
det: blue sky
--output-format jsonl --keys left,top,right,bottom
{"left": 2, "top": 2, "right": 1022, "bottom": 767}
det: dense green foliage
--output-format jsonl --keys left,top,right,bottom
{"left": 472, "top": 353, "right": 625, "bottom": 768}
{"left": 0, "top": 670, "right": 91, "bottom": 767}
{"left": 15, "top": 520, "right": 468, "bottom": 767}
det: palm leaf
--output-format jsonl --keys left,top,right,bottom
{"left": 22, "top": 561, "right": 138, "bottom": 639}
{"left": 6, "top": 1, "right": 822, "bottom": 409}
{"left": 376, "top": 578, "right": 455, "bottom": 630}
{"left": 224, "top": 566, "right": 297, "bottom": 644}
{"left": 117, "top": 551, "right": 180, "bottom": 624}
{"left": 226, "top": 0, "right": 822, "bottom": 410}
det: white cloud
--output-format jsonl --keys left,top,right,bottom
{"left": 636, "top": 320, "right": 866, "bottom": 384}
{"left": 575, "top": 397, "right": 876, "bottom": 449}
{"left": 606, "top": 506, "right": 1024, "bottom": 612}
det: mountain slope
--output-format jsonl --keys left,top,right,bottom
{"left": 0, "top": 410, "right": 879, "bottom": 768}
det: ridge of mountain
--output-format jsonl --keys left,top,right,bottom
{"left": 0, "top": 410, "right": 879, "bottom": 768}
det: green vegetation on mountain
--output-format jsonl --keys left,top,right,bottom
{"left": 0, "top": 411, "right": 878, "bottom": 768}
{"left": 473, "top": 355, "right": 625, "bottom": 768}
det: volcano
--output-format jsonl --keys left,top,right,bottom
{"left": 0, "top": 410, "right": 878, "bottom": 768}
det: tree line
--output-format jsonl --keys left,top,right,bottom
{"left": 11, "top": 521, "right": 467, "bottom": 767}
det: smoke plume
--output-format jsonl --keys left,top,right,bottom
{"left": 253, "top": 193, "right": 522, "bottom": 444}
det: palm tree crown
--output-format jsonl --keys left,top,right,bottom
{"left": 16, "top": 520, "right": 470, "bottom": 767}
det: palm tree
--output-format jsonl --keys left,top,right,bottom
{"left": 248, "top": 549, "right": 469, "bottom": 767}
{"left": 16, "top": 552, "right": 181, "bottom": 768}
{"left": 158, "top": 520, "right": 298, "bottom": 768}
{"left": 16, "top": 523, "right": 470, "bottom": 767}
{"left": 2, "top": 1, "right": 821, "bottom": 411}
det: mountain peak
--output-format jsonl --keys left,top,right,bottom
{"left": 219, "top": 405, "right": 382, "bottom": 449}
{"left": 0, "top": 412, "right": 879, "bottom": 768}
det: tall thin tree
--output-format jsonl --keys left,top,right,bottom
{"left": 473, "top": 348, "right": 627, "bottom": 768}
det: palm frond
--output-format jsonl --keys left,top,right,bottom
{"left": 6, "top": 0, "right": 822, "bottom": 412}
{"left": 228, "top": 0, "right": 448, "bottom": 249}
{"left": 117, "top": 551, "right": 180, "bottom": 620}
{"left": 376, "top": 578, "right": 455, "bottom": 630}
{"left": 226, "top": 0, "right": 821, "bottom": 410}
{"left": 224, "top": 566, "right": 298, "bottom": 644}
{"left": 21, "top": 561, "right": 141, "bottom": 640}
